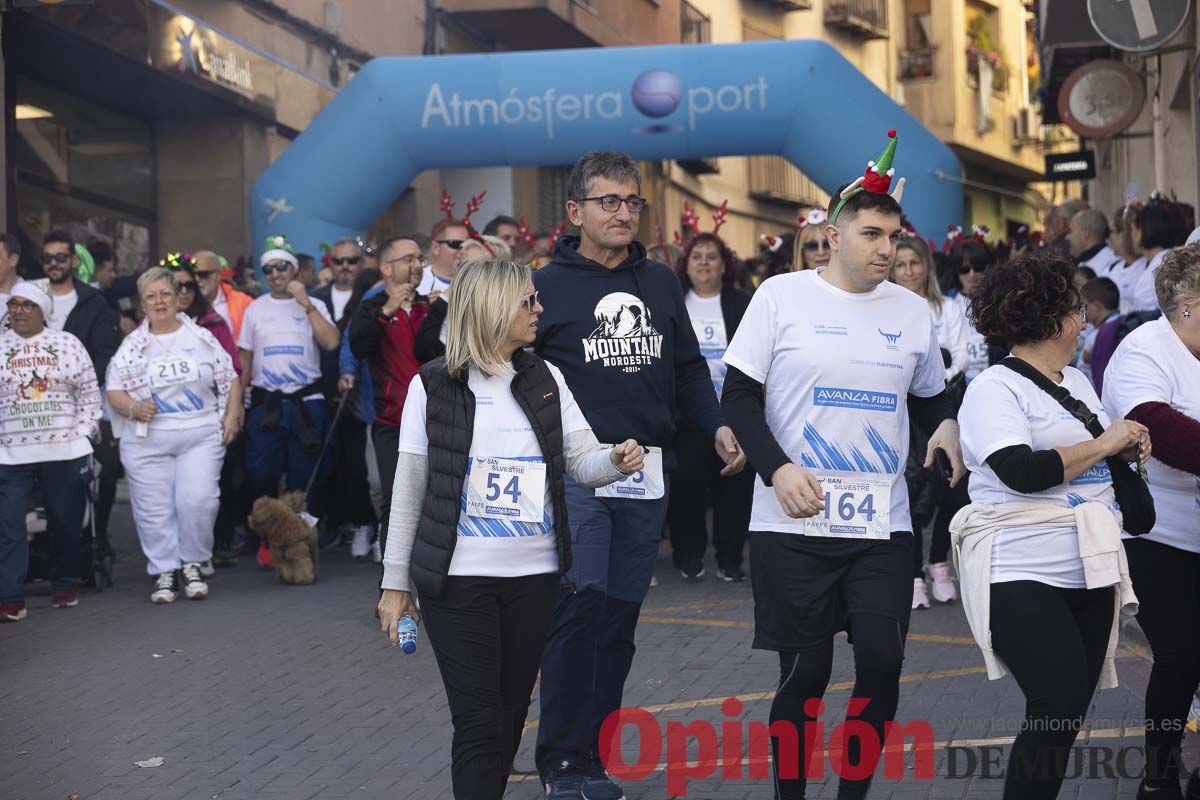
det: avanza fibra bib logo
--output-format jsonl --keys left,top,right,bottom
{"left": 582, "top": 292, "right": 664, "bottom": 373}
{"left": 813, "top": 386, "right": 898, "bottom": 413}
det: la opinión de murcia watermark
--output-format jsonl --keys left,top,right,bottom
{"left": 596, "top": 699, "right": 1161, "bottom": 796}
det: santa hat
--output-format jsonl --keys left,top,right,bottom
{"left": 830, "top": 129, "right": 905, "bottom": 224}
{"left": 261, "top": 233, "right": 299, "bottom": 269}
{"left": 10, "top": 281, "right": 52, "bottom": 321}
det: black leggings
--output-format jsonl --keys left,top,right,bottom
{"left": 912, "top": 479, "right": 966, "bottom": 578}
{"left": 420, "top": 572, "right": 559, "bottom": 800}
{"left": 1124, "top": 538, "right": 1200, "bottom": 786}
{"left": 990, "top": 581, "right": 1114, "bottom": 800}
{"left": 770, "top": 614, "right": 907, "bottom": 799}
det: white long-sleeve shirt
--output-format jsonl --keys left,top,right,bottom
{"left": 0, "top": 328, "right": 101, "bottom": 464}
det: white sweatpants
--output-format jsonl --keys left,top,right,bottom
{"left": 120, "top": 423, "right": 225, "bottom": 576}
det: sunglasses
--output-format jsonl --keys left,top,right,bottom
{"left": 176, "top": 281, "right": 197, "bottom": 292}
{"left": 194, "top": 270, "right": 218, "bottom": 279}
{"left": 331, "top": 256, "right": 361, "bottom": 266}
{"left": 262, "top": 261, "right": 293, "bottom": 275}
{"left": 803, "top": 241, "right": 830, "bottom": 252}
{"left": 522, "top": 290, "right": 540, "bottom": 313}
{"left": 41, "top": 252, "right": 73, "bottom": 265}
{"left": 437, "top": 239, "right": 466, "bottom": 250}
{"left": 958, "top": 264, "right": 988, "bottom": 275}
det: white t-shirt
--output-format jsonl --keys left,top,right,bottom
{"left": 47, "top": 288, "right": 78, "bottom": 332}
{"left": 1080, "top": 245, "right": 1124, "bottom": 278}
{"left": 416, "top": 265, "right": 452, "bottom": 297}
{"left": 685, "top": 290, "right": 727, "bottom": 397}
{"left": 237, "top": 295, "right": 334, "bottom": 395}
{"left": 331, "top": 286, "right": 353, "bottom": 322}
{"left": 952, "top": 293, "right": 989, "bottom": 381}
{"left": 1102, "top": 317, "right": 1200, "bottom": 553}
{"left": 1127, "top": 249, "right": 1169, "bottom": 313}
{"left": 397, "top": 362, "right": 591, "bottom": 577}
{"left": 108, "top": 326, "right": 221, "bottom": 431}
{"left": 722, "top": 270, "right": 945, "bottom": 535}
{"left": 930, "top": 297, "right": 969, "bottom": 380}
{"left": 1110, "top": 256, "right": 1148, "bottom": 315}
{"left": 959, "top": 365, "right": 1117, "bottom": 588}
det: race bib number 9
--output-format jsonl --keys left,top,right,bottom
{"left": 595, "top": 447, "right": 665, "bottom": 500}
{"left": 801, "top": 472, "right": 891, "bottom": 540}
{"left": 150, "top": 355, "right": 201, "bottom": 390}
{"left": 465, "top": 457, "right": 546, "bottom": 523}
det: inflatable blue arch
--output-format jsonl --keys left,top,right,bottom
{"left": 251, "top": 39, "right": 962, "bottom": 260}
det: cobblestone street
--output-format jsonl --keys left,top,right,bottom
{"left": 0, "top": 495, "right": 1187, "bottom": 799}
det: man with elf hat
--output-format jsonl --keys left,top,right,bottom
{"left": 722, "top": 130, "right": 965, "bottom": 799}
{"left": 237, "top": 235, "right": 340, "bottom": 562}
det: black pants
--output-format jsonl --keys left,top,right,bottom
{"left": 323, "top": 416, "right": 377, "bottom": 528}
{"left": 990, "top": 580, "right": 1114, "bottom": 800}
{"left": 92, "top": 420, "right": 120, "bottom": 553}
{"left": 769, "top": 614, "right": 907, "bottom": 799}
{"left": 666, "top": 426, "right": 753, "bottom": 567}
{"left": 213, "top": 431, "right": 248, "bottom": 551}
{"left": 912, "top": 478, "right": 965, "bottom": 578}
{"left": 372, "top": 423, "right": 400, "bottom": 560}
{"left": 1125, "top": 538, "right": 1200, "bottom": 786}
{"left": 420, "top": 572, "right": 559, "bottom": 800}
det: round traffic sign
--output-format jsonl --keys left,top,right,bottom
{"left": 1057, "top": 59, "right": 1146, "bottom": 139}
{"left": 1088, "top": 0, "right": 1190, "bottom": 52}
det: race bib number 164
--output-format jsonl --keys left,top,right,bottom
{"left": 801, "top": 472, "right": 891, "bottom": 540}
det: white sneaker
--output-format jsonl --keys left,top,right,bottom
{"left": 181, "top": 563, "right": 209, "bottom": 600}
{"left": 351, "top": 525, "right": 373, "bottom": 559}
{"left": 927, "top": 562, "right": 957, "bottom": 603}
{"left": 371, "top": 537, "right": 382, "bottom": 564}
{"left": 151, "top": 572, "right": 178, "bottom": 604}
{"left": 198, "top": 559, "right": 215, "bottom": 578}
{"left": 912, "top": 577, "right": 931, "bottom": 610}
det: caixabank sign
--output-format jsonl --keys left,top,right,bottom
{"left": 251, "top": 40, "right": 963, "bottom": 261}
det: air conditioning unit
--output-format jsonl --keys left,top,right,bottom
{"left": 1012, "top": 106, "right": 1042, "bottom": 143}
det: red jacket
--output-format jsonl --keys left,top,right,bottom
{"left": 348, "top": 293, "right": 427, "bottom": 427}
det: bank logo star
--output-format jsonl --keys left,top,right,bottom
{"left": 264, "top": 196, "right": 294, "bottom": 223}
{"left": 177, "top": 26, "right": 200, "bottom": 74}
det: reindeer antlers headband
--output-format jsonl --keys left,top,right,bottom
{"left": 682, "top": 199, "right": 730, "bottom": 236}
{"left": 439, "top": 188, "right": 493, "bottom": 256}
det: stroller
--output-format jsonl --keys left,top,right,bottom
{"left": 26, "top": 455, "right": 114, "bottom": 591}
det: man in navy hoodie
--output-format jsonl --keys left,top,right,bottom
{"left": 533, "top": 151, "right": 745, "bottom": 800}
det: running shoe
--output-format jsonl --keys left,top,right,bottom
{"left": 717, "top": 563, "right": 746, "bottom": 583}
{"left": 0, "top": 601, "right": 27, "bottom": 621}
{"left": 583, "top": 752, "right": 626, "bottom": 800}
{"left": 680, "top": 556, "right": 705, "bottom": 582}
{"left": 912, "top": 577, "right": 931, "bottom": 610}
{"left": 211, "top": 548, "right": 238, "bottom": 568}
{"left": 151, "top": 572, "right": 178, "bottom": 604}
{"left": 927, "top": 562, "right": 957, "bottom": 603}
{"left": 51, "top": 589, "right": 79, "bottom": 608}
{"left": 198, "top": 559, "right": 215, "bottom": 578}
{"left": 351, "top": 525, "right": 373, "bottom": 559}
{"left": 1138, "top": 778, "right": 1185, "bottom": 799}
{"left": 371, "top": 537, "right": 382, "bottom": 564}
{"left": 181, "top": 563, "right": 209, "bottom": 600}
{"left": 543, "top": 760, "right": 584, "bottom": 800}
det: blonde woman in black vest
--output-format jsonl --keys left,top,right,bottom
{"left": 377, "top": 258, "right": 643, "bottom": 800}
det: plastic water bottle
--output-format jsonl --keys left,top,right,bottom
{"left": 397, "top": 615, "right": 418, "bottom": 654}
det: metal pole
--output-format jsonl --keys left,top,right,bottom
{"left": 1152, "top": 55, "right": 1169, "bottom": 193}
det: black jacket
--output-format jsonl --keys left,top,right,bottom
{"left": 410, "top": 350, "right": 572, "bottom": 599}
{"left": 414, "top": 297, "right": 448, "bottom": 364}
{"left": 310, "top": 283, "right": 350, "bottom": 403}
{"left": 676, "top": 285, "right": 751, "bottom": 435}
{"left": 63, "top": 278, "right": 121, "bottom": 384}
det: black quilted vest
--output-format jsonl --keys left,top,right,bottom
{"left": 410, "top": 350, "right": 572, "bottom": 598}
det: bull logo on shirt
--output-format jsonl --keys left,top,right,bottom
{"left": 582, "top": 291, "right": 664, "bottom": 373}
{"left": 878, "top": 329, "right": 902, "bottom": 345}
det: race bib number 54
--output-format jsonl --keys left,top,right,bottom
{"left": 801, "top": 472, "right": 891, "bottom": 539}
{"left": 465, "top": 457, "right": 546, "bottom": 523}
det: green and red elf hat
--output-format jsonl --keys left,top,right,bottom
{"left": 830, "top": 128, "right": 906, "bottom": 224}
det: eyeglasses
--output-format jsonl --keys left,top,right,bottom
{"left": 522, "top": 290, "right": 540, "bottom": 313}
{"left": 958, "top": 264, "right": 988, "bottom": 275}
{"left": 262, "top": 262, "right": 293, "bottom": 275}
{"left": 437, "top": 239, "right": 466, "bottom": 250}
{"left": 331, "top": 256, "right": 362, "bottom": 266}
{"left": 385, "top": 254, "right": 421, "bottom": 266}
{"left": 6, "top": 300, "right": 38, "bottom": 312}
{"left": 802, "top": 241, "right": 830, "bottom": 252}
{"left": 176, "top": 282, "right": 197, "bottom": 293}
{"left": 578, "top": 195, "right": 647, "bottom": 213}
{"left": 41, "top": 252, "right": 72, "bottom": 265}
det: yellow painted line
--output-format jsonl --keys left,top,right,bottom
{"left": 642, "top": 599, "right": 756, "bottom": 614}
{"left": 509, "top": 726, "right": 1147, "bottom": 782}
{"left": 639, "top": 616, "right": 976, "bottom": 646}
{"left": 522, "top": 666, "right": 989, "bottom": 733}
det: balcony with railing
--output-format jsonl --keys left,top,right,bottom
{"left": 899, "top": 48, "right": 936, "bottom": 80}
{"left": 824, "top": 0, "right": 889, "bottom": 39}
{"left": 747, "top": 156, "right": 825, "bottom": 206}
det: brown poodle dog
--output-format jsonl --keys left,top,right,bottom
{"left": 247, "top": 492, "right": 319, "bottom": 585}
